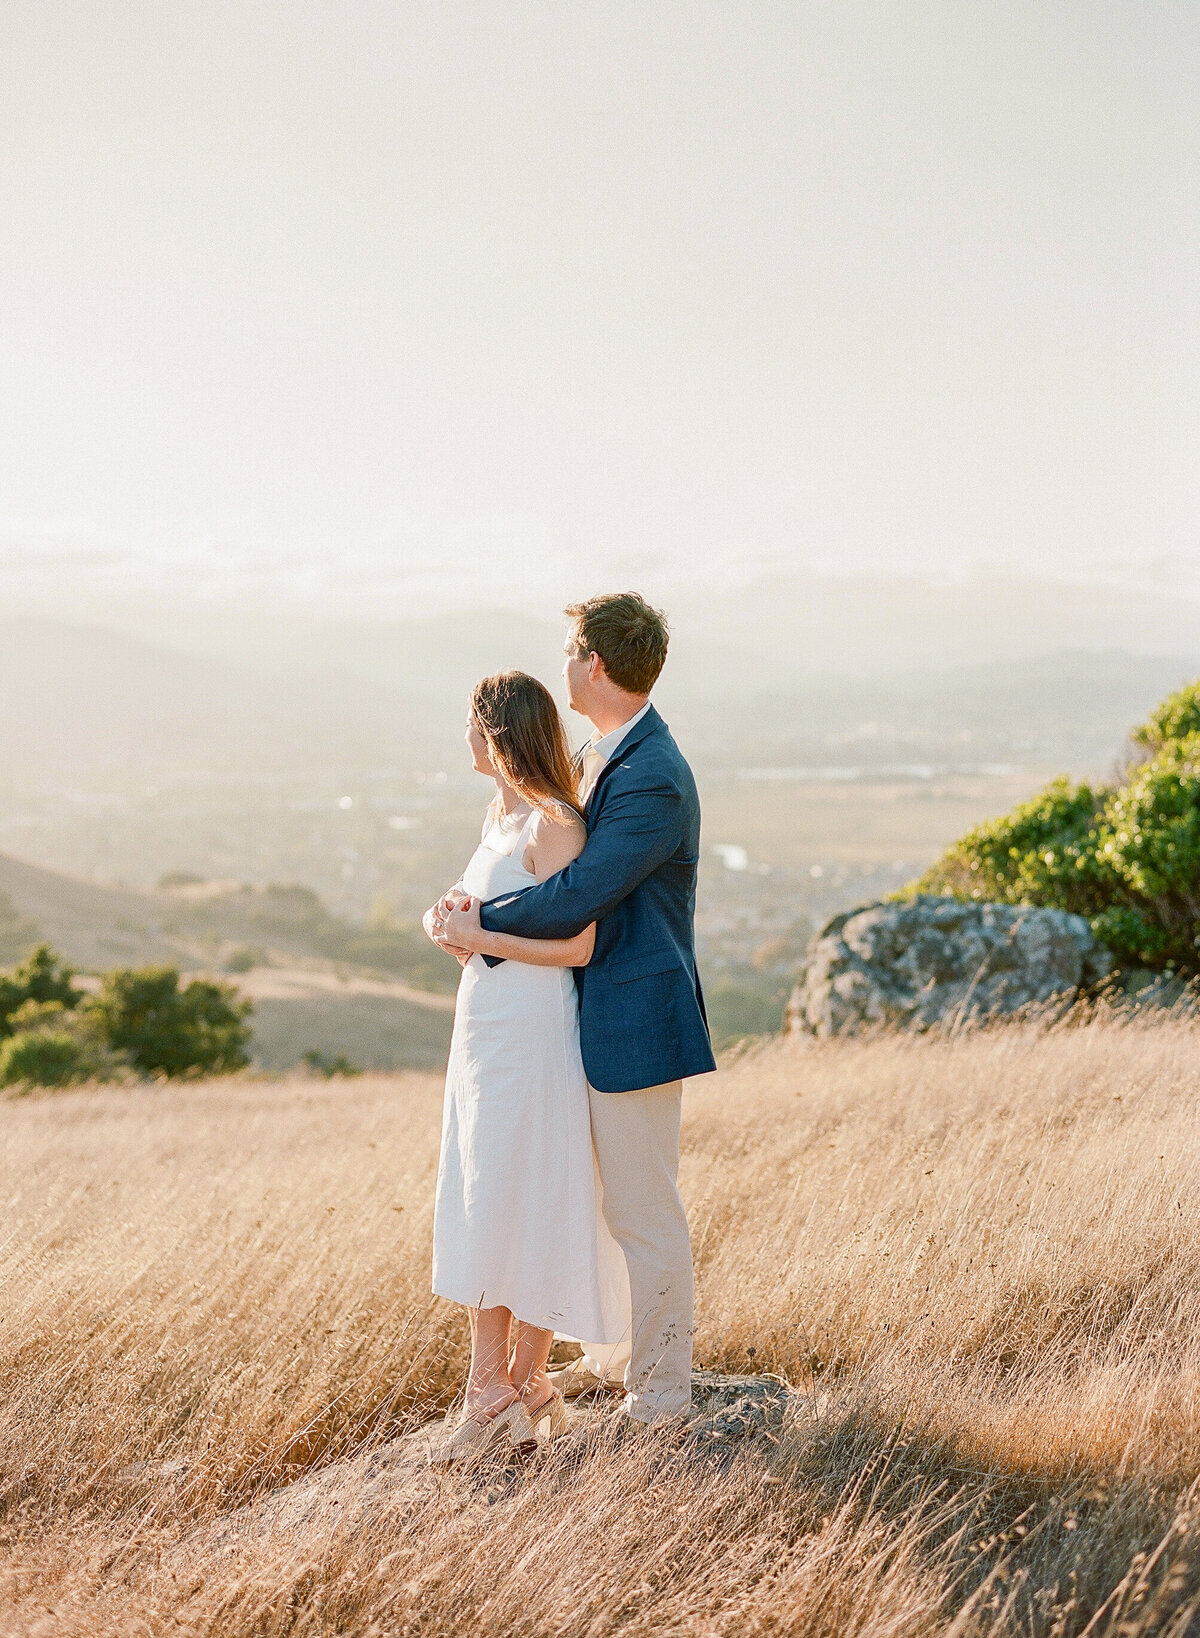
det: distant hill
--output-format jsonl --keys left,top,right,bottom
{"left": 0, "top": 851, "right": 455, "bottom": 1072}
{"left": 0, "top": 885, "right": 42, "bottom": 964}
{"left": 92, "top": 566, "right": 1200, "bottom": 682}
{"left": 4, "top": 617, "right": 1196, "bottom": 798}
{"left": 102, "top": 606, "right": 802, "bottom": 699}
{"left": 0, "top": 618, "right": 449, "bottom": 793}
{"left": 0, "top": 851, "right": 456, "bottom": 985}
{"left": 0, "top": 852, "right": 184, "bottom": 970}
{"left": 671, "top": 568, "right": 1200, "bottom": 678}
{"left": 677, "top": 651, "right": 1200, "bottom": 774}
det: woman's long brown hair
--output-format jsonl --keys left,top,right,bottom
{"left": 470, "top": 672, "right": 582, "bottom": 817}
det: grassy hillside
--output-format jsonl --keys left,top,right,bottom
{"left": 248, "top": 984, "right": 453, "bottom": 1073}
{"left": 0, "top": 1017, "right": 1198, "bottom": 1634}
{"left": 0, "top": 852, "right": 186, "bottom": 970}
{"left": 0, "top": 888, "right": 40, "bottom": 965}
{"left": 0, "top": 852, "right": 458, "bottom": 1071}
{"left": 0, "top": 852, "right": 457, "bottom": 989}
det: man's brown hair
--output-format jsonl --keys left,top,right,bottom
{"left": 565, "top": 591, "right": 670, "bottom": 696}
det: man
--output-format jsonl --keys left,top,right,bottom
{"left": 475, "top": 590, "right": 716, "bottom": 1424}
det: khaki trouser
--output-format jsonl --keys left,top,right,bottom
{"left": 582, "top": 1079, "right": 694, "bottom": 1423}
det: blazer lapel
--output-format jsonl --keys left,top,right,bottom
{"left": 584, "top": 705, "right": 663, "bottom": 816}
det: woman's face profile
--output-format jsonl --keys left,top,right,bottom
{"left": 465, "top": 715, "right": 496, "bottom": 778}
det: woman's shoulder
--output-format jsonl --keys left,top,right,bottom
{"left": 530, "top": 800, "right": 586, "bottom": 841}
{"left": 528, "top": 802, "right": 586, "bottom": 870}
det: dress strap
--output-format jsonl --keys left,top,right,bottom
{"left": 487, "top": 801, "right": 538, "bottom": 860}
{"left": 512, "top": 804, "right": 538, "bottom": 861}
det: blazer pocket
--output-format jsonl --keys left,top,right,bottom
{"left": 609, "top": 948, "right": 683, "bottom": 984}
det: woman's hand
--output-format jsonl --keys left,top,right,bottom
{"left": 440, "top": 895, "right": 488, "bottom": 955}
{"left": 422, "top": 902, "right": 447, "bottom": 945}
{"left": 424, "top": 900, "right": 473, "bottom": 966}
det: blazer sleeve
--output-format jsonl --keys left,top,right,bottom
{"left": 478, "top": 777, "right": 683, "bottom": 949}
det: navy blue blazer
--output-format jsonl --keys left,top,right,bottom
{"left": 478, "top": 705, "right": 716, "bottom": 1093}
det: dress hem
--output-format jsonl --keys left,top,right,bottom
{"left": 431, "top": 1281, "right": 624, "bottom": 1345}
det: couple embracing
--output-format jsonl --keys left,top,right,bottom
{"left": 422, "top": 591, "right": 716, "bottom": 1462}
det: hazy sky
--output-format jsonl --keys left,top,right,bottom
{"left": 2, "top": 1, "right": 1198, "bottom": 623}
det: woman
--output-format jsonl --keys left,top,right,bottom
{"left": 422, "top": 671, "right": 627, "bottom": 1463}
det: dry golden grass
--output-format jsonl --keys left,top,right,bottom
{"left": 2, "top": 1015, "right": 1200, "bottom": 1635}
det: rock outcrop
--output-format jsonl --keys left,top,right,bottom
{"left": 787, "top": 895, "right": 1113, "bottom": 1038}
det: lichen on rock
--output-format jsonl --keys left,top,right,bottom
{"left": 787, "top": 895, "right": 1112, "bottom": 1038}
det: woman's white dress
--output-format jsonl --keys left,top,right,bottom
{"left": 432, "top": 804, "right": 628, "bottom": 1342}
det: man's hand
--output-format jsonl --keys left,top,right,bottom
{"left": 435, "top": 887, "right": 468, "bottom": 921}
{"left": 423, "top": 899, "right": 472, "bottom": 966}
{"left": 423, "top": 887, "right": 468, "bottom": 940}
{"left": 441, "top": 896, "right": 487, "bottom": 955}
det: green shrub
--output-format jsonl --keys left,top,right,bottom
{"left": 914, "top": 777, "right": 1115, "bottom": 916}
{"left": 1130, "top": 679, "right": 1200, "bottom": 752}
{"left": 0, "top": 999, "right": 124, "bottom": 1090}
{"left": 302, "top": 1049, "right": 361, "bottom": 1078}
{"left": 912, "top": 679, "right": 1200, "bottom": 975}
{"left": 0, "top": 948, "right": 254, "bottom": 1085}
{"left": 0, "top": 945, "right": 79, "bottom": 1036}
{"left": 1094, "top": 733, "right": 1200, "bottom": 967}
{"left": 8, "top": 998, "right": 71, "bottom": 1032}
{"left": 86, "top": 966, "right": 253, "bottom": 1078}
{"left": 0, "top": 1029, "right": 91, "bottom": 1089}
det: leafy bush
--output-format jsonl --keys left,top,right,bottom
{"left": 0, "top": 997, "right": 125, "bottom": 1090}
{"left": 1130, "top": 679, "right": 1200, "bottom": 752}
{"left": 301, "top": 1049, "right": 361, "bottom": 1078}
{"left": 87, "top": 966, "right": 253, "bottom": 1078}
{"left": 8, "top": 998, "right": 73, "bottom": 1032}
{"left": 0, "top": 1029, "right": 90, "bottom": 1089}
{"left": 914, "top": 778, "right": 1113, "bottom": 915}
{"left": 913, "top": 680, "right": 1200, "bottom": 974}
{"left": 0, "top": 945, "right": 79, "bottom": 1036}
{"left": 1094, "top": 734, "right": 1200, "bottom": 965}
{"left": 0, "top": 946, "right": 255, "bottom": 1087}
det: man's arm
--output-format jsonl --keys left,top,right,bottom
{"left": 478, "top": 779, "right": 683, "bottom": 943}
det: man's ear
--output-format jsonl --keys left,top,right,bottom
{"left": 588, "top": 651, "right": 606, "bottom": 682}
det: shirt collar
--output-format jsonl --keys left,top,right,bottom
{"left": 588, "top": 701, "right": 652, "bottom": 766}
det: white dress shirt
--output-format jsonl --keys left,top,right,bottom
{"left": 579, "top": 701, "right": 652, "bottom": 801}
